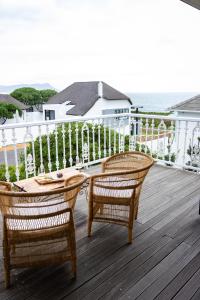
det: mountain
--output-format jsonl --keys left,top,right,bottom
{"left": 0, "top": 83, "right": 56, "bottom": 94}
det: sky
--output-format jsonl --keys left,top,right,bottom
{"left": 0, "top": 0, "right": 200, "bottom": 93}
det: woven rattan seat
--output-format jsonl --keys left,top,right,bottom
{"left": 0, "top": 173, "right": 87, "bottom": 288}
{"left": 88, "top": 151, "right": 154, "bottom": 243}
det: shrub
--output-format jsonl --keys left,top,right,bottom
{"left": 0, "top": 164, "right": 26, "bottom": 182}
{"left": 25, "top": 123, "right": 132, "bottom": 172}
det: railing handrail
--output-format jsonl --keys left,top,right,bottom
{"left": 0, "top": 113, "right": 132, "bottom": 129}
{"left": 1, "top": 112, "right": 200, "bottom": 130}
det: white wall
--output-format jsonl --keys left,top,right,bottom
{"left": 25, "top": 112, "right": 43, "bottom": 122}
{"left": 84, "top": 98, "right": 131, "bottom": 117}
{"left": 43, "top": 98, "right": 131, "bottom": 120}
{"left": 43, "top": 103, "right": 75, "bottom": 120}
{"left": 177, "top": 111, "right": 200, "bottom": 118}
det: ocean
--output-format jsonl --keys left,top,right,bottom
{"left": 127, "top": 92, "right": 198, "bottom": 112}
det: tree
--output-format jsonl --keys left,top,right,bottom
{"left": 11, "top": 88, "right": 57, "bottom": 111}
{"left": 0, "top": 103, "right": 22, "bottom": 124}
{"left": 39, "top": 89, "right": 57, "bottom": 103}
{"left": 11, "top": 88, "right": 42, "bottom": 110}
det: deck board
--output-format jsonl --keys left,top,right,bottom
{"left": 1, "top": 164, "right": 200, "bottom": 300}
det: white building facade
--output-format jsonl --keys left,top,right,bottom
{"left": 43, "top": 81, "right": 131, "bottom": 120}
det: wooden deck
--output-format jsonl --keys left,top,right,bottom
{"left": 1, "top": 164, "right": 200, "bottom": 300}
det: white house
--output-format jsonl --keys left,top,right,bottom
{"left": 170, "top": 94, "right": 200, "bottom": 167}
{"left": 171, "top": 94, "right": 200, "bottom": 118}
{"left": 43, "top": 81, "right": 132, "bottom": 120}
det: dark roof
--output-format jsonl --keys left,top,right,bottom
{"left": 0, "top": 94, "right": 27, "bottom": 110}
{"left": 181, "top": 0, "right": 200, "bottom": 10}
{"left": 47, "top": 81, "right": 132, "bottom": 116}
{"left": 170, "top": 94, "right": 200, "bottom": 112}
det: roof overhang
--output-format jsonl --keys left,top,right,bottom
{"left": 180, "top": 0, "right": 200, "bottom": 10}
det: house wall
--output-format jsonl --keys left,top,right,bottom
{"left": 4, "top": 111, "right": 43, "bottom": 125}
{"left": 84, "top": 98, "right": 131, "bottom": 117}
{"left": 43, "top": 98, "right": 130, "bottom": 120}
{"left": 43, "top": 103, "right": 75, "bottom": 120}
{"left": 176, "top": 111, "right": 200, "bottom": 118}
{"left": 25, "top": 112, "right": 43, "bottom": 122}
{"left": 5, "top": 116, "right": 24, "bottom": 125}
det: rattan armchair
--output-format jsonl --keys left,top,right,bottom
{"left": 0, "top": 174, "right": 87, "bottom": 288}
{"left": 88, "top": 151, "right": 154, "bottom": 243}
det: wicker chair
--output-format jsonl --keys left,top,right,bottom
{"left": 0, "top": 174, "right": 87, "bottom": 288}
{"left": 88, "top": 151, "right": 154, "bottom": 243}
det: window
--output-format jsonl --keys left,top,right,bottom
{"left": 45, "top": 110, "right": 55, "bottom": 120}
{"left": 26, "top": 107, "right": 33, "bottom": 112}
{"left": 114, "top": 108, "right": 129, "bottom": 114}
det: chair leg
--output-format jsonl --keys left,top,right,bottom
{"left": 4, "top": 265, "right": 10, "bottom": 289}
{"left": 3, "top": 240, "right": 10, "bottom": 288}
{"left": 128, "top": 227, "right": 133, "bottom": 244}
{"left": 67, "top": 215, "right": 77, "bottom": 279}
{"left": 71, "top": 257, "right": 77, "bottom": 279}
{"left": 135, "top": 198, "right": 140, "bottom": 220}
{"left": 88, "top": 219, "right": 92, "bottom": 237}
{"left": 88, "top": 200, "right": 93, "bottom": 237}
{"left": 135, "top": 206, "right": 138, "bottom": 220}
{"left": 68, "top": 238, "right": 77, "bottom": 278}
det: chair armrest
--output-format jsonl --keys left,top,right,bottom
{"left": 90, "top": 173, "right": 142, "bottom": 190}
{"left": 0, "top": 181, "right": 12, "bottom": 191}
{"left": 90, "top": 170, "right": 141, "bottom": 179}
{"left": 3, "top": 207, "right": 73, "bottom": 220}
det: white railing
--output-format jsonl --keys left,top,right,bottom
{"left": 1, "top": 112, "right": 200, "bottom": 181}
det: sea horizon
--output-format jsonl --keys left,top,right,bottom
{"left": 127, "top": 92, "right": 199, "bottom": 112}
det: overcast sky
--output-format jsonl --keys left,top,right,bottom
{"left": 0, "top": 0, "right": 200, "bottom": 92}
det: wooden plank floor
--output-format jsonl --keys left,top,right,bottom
{"left": 1, "top": 164, "right": 200, "bottom": 300}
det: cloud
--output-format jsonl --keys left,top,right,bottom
{"left": 0, "top": 0, "right": 42, "bottom": 21}
{"left": 0, "top": 0, "right": 199, "bottom": 92}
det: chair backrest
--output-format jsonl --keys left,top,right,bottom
{"left": 0, "top": 174, "right": 87, "bottom": 219}
{"left": 102, "top": 151, "right": 154, "bottom": 184}
{"left": 91, "top": 171, "right": 142, "bottom": 198}
{"left": 64, "top": 174, "right": 87, "bottom": 209}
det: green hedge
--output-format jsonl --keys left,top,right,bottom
{"left": 0, "top": 164, "right": 25, "bottom": 182}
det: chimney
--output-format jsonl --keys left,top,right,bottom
{"left": 98, "top": 81, "right": 103, "bottom": 98}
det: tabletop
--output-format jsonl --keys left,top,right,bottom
{"left": 14, "top": 168, "right": 89, "bottom": 193}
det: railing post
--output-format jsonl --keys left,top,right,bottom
{"left": 1, "top": 129, "right": 10, "bottom": 182}
{"left": 12, "top": 128, "right": 20, "bottom": 181}
{"left": 62, "top": 123, "right": 67, "bottom": 168}
{"left": 75, "top": 122, "right": 79, "bottom": 164}
{"left": 68, "top": 123, "right": 73, "bottom": 167}
{"left": 46, "top": 124, "right": 52, "bottom": 173}
{"left": 54, "top": 124, "right": 59, "bottom": 171}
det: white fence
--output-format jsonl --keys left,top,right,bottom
{"left": 0, "top": 113, "right": 200, "bottom": 181}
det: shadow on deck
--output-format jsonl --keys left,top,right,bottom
{"left": 1, "top": 164, "right": 200, "bottom": 300}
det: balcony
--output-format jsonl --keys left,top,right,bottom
{"left": 0, "top": 163, "right": 200, "bottom": 299}
{"left": 0, "top": 113, "right": 200, "bottom": 298}
{"left": 1, "top": 112, "right": 200, "bottom": 181}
